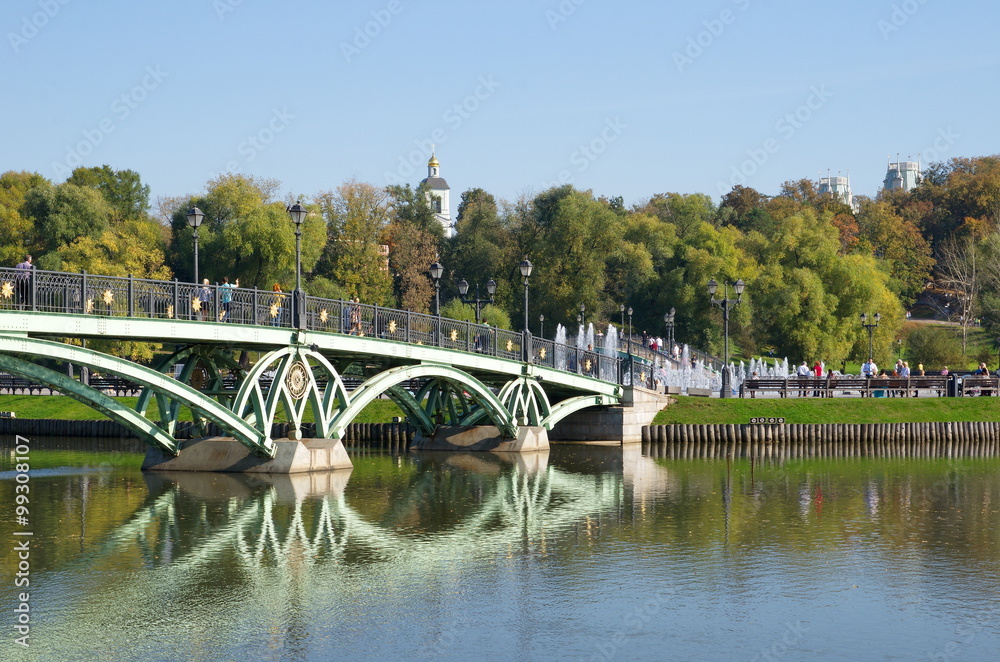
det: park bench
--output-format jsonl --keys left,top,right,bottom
{"left": 960, "top": 376, "right": 1000, "bottom": 396}
{"left": 0, "top": 373, "right": 46, "bottom": 395}
{"left": 910, "top": 375, "right": 950, "bottom": 396}
{"left": 87, "top": 376, "right": 142, "bottom": 396}
{"left": 740, "top": 378, "right": 791, "bottom": 398}
{"left": 740, "top": 375, "right": 955, "bottom": 398}
{"left": 828, "top": 377, "right": 870, "bottom": 396}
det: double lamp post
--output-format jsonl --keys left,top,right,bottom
{"left": 186, "top": 201, "right": 308, "bottom": 328}
{"left": 709, "top": 278, "right": 744, "bottom": 398}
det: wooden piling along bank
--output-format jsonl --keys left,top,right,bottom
{"left": 641, "top": 422, "right": 1000, "bottom": 458}
{"left": 0, "top": 418, "right": 415, "bottom": 449}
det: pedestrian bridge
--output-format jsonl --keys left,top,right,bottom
{"left": 0, "top": 267, "right": 658, "bottom": 465}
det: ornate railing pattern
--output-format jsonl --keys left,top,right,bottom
{"left": 0, "top": 267, "right": 665, "bottom": 388}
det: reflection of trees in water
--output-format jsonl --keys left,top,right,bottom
{"left": 639, "top": 439, "right": 1000, "bottom": 579}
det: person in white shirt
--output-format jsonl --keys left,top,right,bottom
{"left": 862, "top": 358, "right": 878, "bottom": 378}
{"left": 797, "top": 361, "right": 810, "bottom": 397}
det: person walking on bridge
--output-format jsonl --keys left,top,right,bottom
{"left": 14, "top": 254, "right": 32, "bottom": 310}
{"left": 197, "top": 278, "right": 212, "bottom": 321}
{"left": 220, "top": 276, "right": 235, "bottom": 322}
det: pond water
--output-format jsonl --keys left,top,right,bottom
{"left": 2, "top": 438, "right": 1000, "bottom": 661}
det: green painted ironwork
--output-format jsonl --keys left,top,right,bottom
{"left": 330, "top": 363, "right": 517, "bottom": 439}
{"left": 498, "top": 376, "right": 552, "bottom": 427}
{"left": 541, "top": 394, "right": 619, "bottom": 429}
{"left": 231, "top": 346, "right": 351, "bottom": 442}
{"left": 0, "top": 335, "right": 272, "bottom": 456}
{"left": 0, "top": 353, "right": 181, "bottom": 454}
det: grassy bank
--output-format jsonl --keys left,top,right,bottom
{"left": 653, "top": 396, "right": 1000, "bottom": 425}
{"left": 0, "top": 394, "right": 403, "bottom": 424}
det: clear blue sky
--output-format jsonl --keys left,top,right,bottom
{"left": 3, "top": 0, "right": 998, "bottom": 213}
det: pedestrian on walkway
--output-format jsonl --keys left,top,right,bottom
{"left": 220, "top": 276, "right": 235, "bottom": 322}
{"left": 198, "top": 278, "right": 212, "bottom": 321}
{"left": 14, "top": 254, "right": 32, "bottom": 309}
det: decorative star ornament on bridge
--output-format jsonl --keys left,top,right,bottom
{"left": 539, "top": 347, "right": 547, "bottom": 360}
{"left": 319, "top": 309, "right": 328, "bottom": 324}
{"left": 0, "top": 282, "right": 12, "bottom": 299}
{"left": 388, "top": 320, "right": 397, "bottom": 334}
{"left": 269, "top": 302, "right": 279, "bottom": 319}
{"left": 191, "top": 297, "right": 202, "bottom": 313}
{"left": 85, "top": 298, "right": 94, "bottom": 314}
{"left": 102, "top": 289, "right": 114, "bottom": 306}
{"left": 506, "top": 339, "right": 514, "bottom": 352}
{"left": 449, "top": 329, "right": 458, "bottom": 342}
{"left": 167, "top": 304, "right": 174, "bottom": 319}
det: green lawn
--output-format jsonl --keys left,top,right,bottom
{"left": 653, "top": 395, "right": 1000, "bottom": 425}
{"left": 0, "top": 394, "right": 403, "bottom": 424}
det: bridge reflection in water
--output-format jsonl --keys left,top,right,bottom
{"left": 7, "top": 441, "right": 1000, "bottom": 661}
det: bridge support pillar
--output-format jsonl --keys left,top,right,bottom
{"left": 411, "top": 425, "right": 549, "bottom": 453}
{"left": 549, "top": 386, "right": 668, "bottom": 444}
{"left": 141, "top": 437, "right": 353, "bottom": 473}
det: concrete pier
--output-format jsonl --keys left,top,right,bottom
{"left": 411, "top": 425, "right": 549, "bottom": 452}
{"left": 141, "top": 437, "right": 353, "bottom": 473}
{"left": 550, "top": 386, "right": 669, "bottom": 444}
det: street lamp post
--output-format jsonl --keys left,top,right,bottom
{"left": 520, "top": 259, "right": 533, "bottom": 361}
{"left": 429, "top": 261, "right": 444, "bottom": 316}
{"left": 664, "top": 307, "right": 676, "bottom": 353}
{"left": 579, "top": 303, "right": 586, "bottom": 330}
{"left": 620, "top": 304, "right": 626, "bottom": 352}
{"left": 709, "top": 278, "right": 745, "bottom": 399}
{"left": 539, "top": 314, "right": 544, "bottom": 339}
{"left": 186, "top": 206, "right": 204, "bottom": 285}
{"left": 457, "top": 277, "right": 496, "bottom": 323}
{"left": 860, "top": 312, "right": 881, "bottom": 363}
{"left": 627, "top": 307, "right": 634, "bottom": 355}
{"left": 286, "top": 201, "right": 308, "bottom": 329}
{"left": 897, "top": 338, "right": 903, "bottom": 361}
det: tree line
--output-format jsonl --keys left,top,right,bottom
{"left": 2, "top": 155, "right": 999, "bottom": 366}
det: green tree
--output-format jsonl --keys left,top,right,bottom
{"left": 519, "top": 187, "right": 621, "bottom": 329}
{"left": 67, "top": 165, "right": 150, "bottom": 221}
{"left": 854, "top": 199, "right": 934, "bottom": 304}
{"left": 315, "top": 179, "right": 393, "bottom": 304}
{"left": 167, "top": 174, "right": 325, "bottom": 290}
{"left": 446, "top": 188, "right": 509, "bottom": 279}
{"left": 53, "top": 218, "right": 170, "bottom": 279}
{"left": 387, "top": 183, "right": 445, "bottom": 244}
{"left": 0, "top": 171, "right": 49, "bottom": 266}
{"left": 906, "top": 325, "right": 965, "bottom": 372}
{"left": 22, "top": 182, "right": 113, "bottom": 268}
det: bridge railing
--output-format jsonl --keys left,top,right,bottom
{"left": 0, "top": 266, "right": 640, "bottom": 386}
